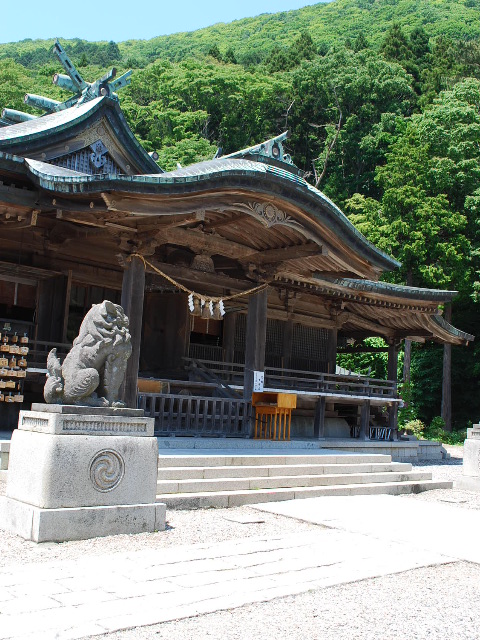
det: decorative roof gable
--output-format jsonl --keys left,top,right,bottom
{"left": 0, "top": 42, "right": 162, "bottom": 176}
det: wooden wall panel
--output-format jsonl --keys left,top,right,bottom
{"left": 140, "top": 292, "right": 190, "bottom": 377}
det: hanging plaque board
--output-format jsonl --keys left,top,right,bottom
{"left": 253, "top": 371, "right": 265, "bottom": 393}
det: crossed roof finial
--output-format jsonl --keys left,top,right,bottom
{"left": 1, "top": 40, "right": 132, "bottom": 126}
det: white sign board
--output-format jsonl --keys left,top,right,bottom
{"left": 253, "top": 371, "right": 265, "bottom": 393}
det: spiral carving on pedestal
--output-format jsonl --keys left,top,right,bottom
{"left": 89, "top": 449, "right": 125, "bottom": 492}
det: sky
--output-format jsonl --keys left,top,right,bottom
{"left": 1, "top": 1, "right": 328, "bottom": 44}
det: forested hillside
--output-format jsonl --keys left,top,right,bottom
{"left": 1, "top": 0, "right": 480, "bottom": 432}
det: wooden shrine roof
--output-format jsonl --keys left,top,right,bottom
{"left": 0, "top": 97, "right": 161, "bottom": 176}
{"left": 0, "top": 42, "right": 473, "bottom": 347}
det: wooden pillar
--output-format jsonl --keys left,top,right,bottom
{"left": 389, "top": 402, "right": 398, "bottom": 435}
{"left": 282, "top": 317, "right": 294, "bottom": 370}
{"left": 358, "top": 400, "right": 370, "bottom": 441}
{"left": 121, "top": 255, "right": 145, "bottom": 408}
{"left": 61, "top": 270, "right": 73, "bottom": 344}
{"left": 313, "top": 396, "right": 326, "bottom": 439}
{"left": 387, "top": 340, "right": 399, "bottom": 382}
{"left": 441, "top": 304, "right": 452, "bottom": 432}
{"left": 243, "top": 288, "right": 268, "bottom": 401}
{"left": 387, "top": 340, "right": 400, "bottom": 436}
{"left": 36, "top": 274, "right": 68, "bottom": 342}
{"left": 223, "top": 312, "right": 237, "bottom": 364}
{"left": 326, "top": 328, "right": 338, "bottom": 374}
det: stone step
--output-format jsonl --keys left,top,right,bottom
{"left": 157, "top": 453, "right": 393, "bottom": 468}
{"left": 156, "top": 480, "right": 453, "bottom": 509}
{"left": 157, "top": 461, "right": 413, "bottom": 480}
{"left": 156, "top": 470, "right": 431, "bottom": 494}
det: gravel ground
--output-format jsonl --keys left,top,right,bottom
{"left": 2, "top": 443, "right": 480, "bottom": 639}
{"left": 85, "top": 562, "right": 480, "bottom": 640}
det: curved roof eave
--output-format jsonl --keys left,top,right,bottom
{"left": 430, "top": 315, "right": 475, "bottom": 345}
{"left": 312, "top": 275, "right": 459, "bottom": 303}
{"left": 22, "top": 156, "right": 401, "bottom": 274}
{"left": 0, "top": 97, "right": 162, "bottom": 176}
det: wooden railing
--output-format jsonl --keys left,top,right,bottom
{"left": 188, "top": 343, "right": 224, "bottom": 362}
{"left": 182, "top": 358, "right": 397, "bottom": 400}
{"left": 138, "top": 392, "right": 251, "bottom": 437}
{"left": 369, "top": 426, "right": 394, "bottom": 441}
{"left": 27, "top": 340, "right": 71, "bottom": 370}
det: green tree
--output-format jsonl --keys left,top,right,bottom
{"left": 0, "top": 59, "right": 34, "bottom": 113}
{"left": 345, "top": 79, "right": 480, "bottom": 427}
{"left": 289, "top": 48, "right": 416, "bottom": 202}
{"left": 381, "top": 23, "right": 412, "bottom": 64}
{"left": 208, "top": 44, "right": 223, "bottom": 62}
{"left": 223, "top": 48, "right": 237, "bottom": 64}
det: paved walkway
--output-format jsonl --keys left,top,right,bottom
{"left": 2, "top": 493, "right": 478, "bottom": 640}
{"left": 255, "top": 494, "right": 480, "bottom": 563}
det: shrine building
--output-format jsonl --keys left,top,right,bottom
{"left": 0, "top": 41, "right": 473, "bottom": 439}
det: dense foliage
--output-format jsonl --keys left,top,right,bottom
{"left": 1, "top": 0, "right": 480, "bottom": 430}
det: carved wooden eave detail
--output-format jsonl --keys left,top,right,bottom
{"left": 117, "top": 232, "right": 159, "bottom": 257}
{"left": 0, "top": 209, "right": 38, "bottom": 229}
{"left": 231, "top": 201, "right": 304, "bottom": 231}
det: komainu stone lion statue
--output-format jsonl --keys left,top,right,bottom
{"left": 44, "top": 300, "right": 132, "bottom": 406}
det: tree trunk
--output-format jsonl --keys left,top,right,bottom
{"left": 441, "top": 304, "right": 452, "bottom": 432}
{"left": 403, "top": 270, "right": 413, "bottom": 384}
{"left": 403, "top": 339, "right": 411, "bottom": 383}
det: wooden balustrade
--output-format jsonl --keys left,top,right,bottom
{"left": 182, "top": 358, "right": 397, "bottom": 400}
{"left": 138, "top": 392, "right": 251, "bottom": 437}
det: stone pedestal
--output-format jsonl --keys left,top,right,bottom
{"left": 457, "top": 424, "right": 480, "bottom": 491}
{"left": 0, "top": 404, "right": 165, "bottom": 542}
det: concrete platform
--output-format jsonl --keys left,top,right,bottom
{"left": 157, "top": 437, "right": 447, "bottom": 461}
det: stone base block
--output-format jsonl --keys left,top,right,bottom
{"left": 7, "top": 429, "right": 159, "bottom": 509}
{"left": 0, "top": 441, "right": 9, "bottom": 470}
{"left": 462, "top": 438, "right": 480, "bottom": 478}
{"left": 0, "top": 496, "right": 166, "bottom": 542}
{"left": 456, "top": 476, "right": 480, "bottom": 492}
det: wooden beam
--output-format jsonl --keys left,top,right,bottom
{"left": 239, "top": 242, "right": 321, "bottom": 266}
{"left": 157, "top": 227, "right": 255, "bottom": 259}
{"left": 0, "top": 183, "right": 38, "bottom": 208}
{"left": 337, "top": 311, "right": 395, "bottom": 338}
{"left": 38, "top": 195, "right": 108, "bottom": 215}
